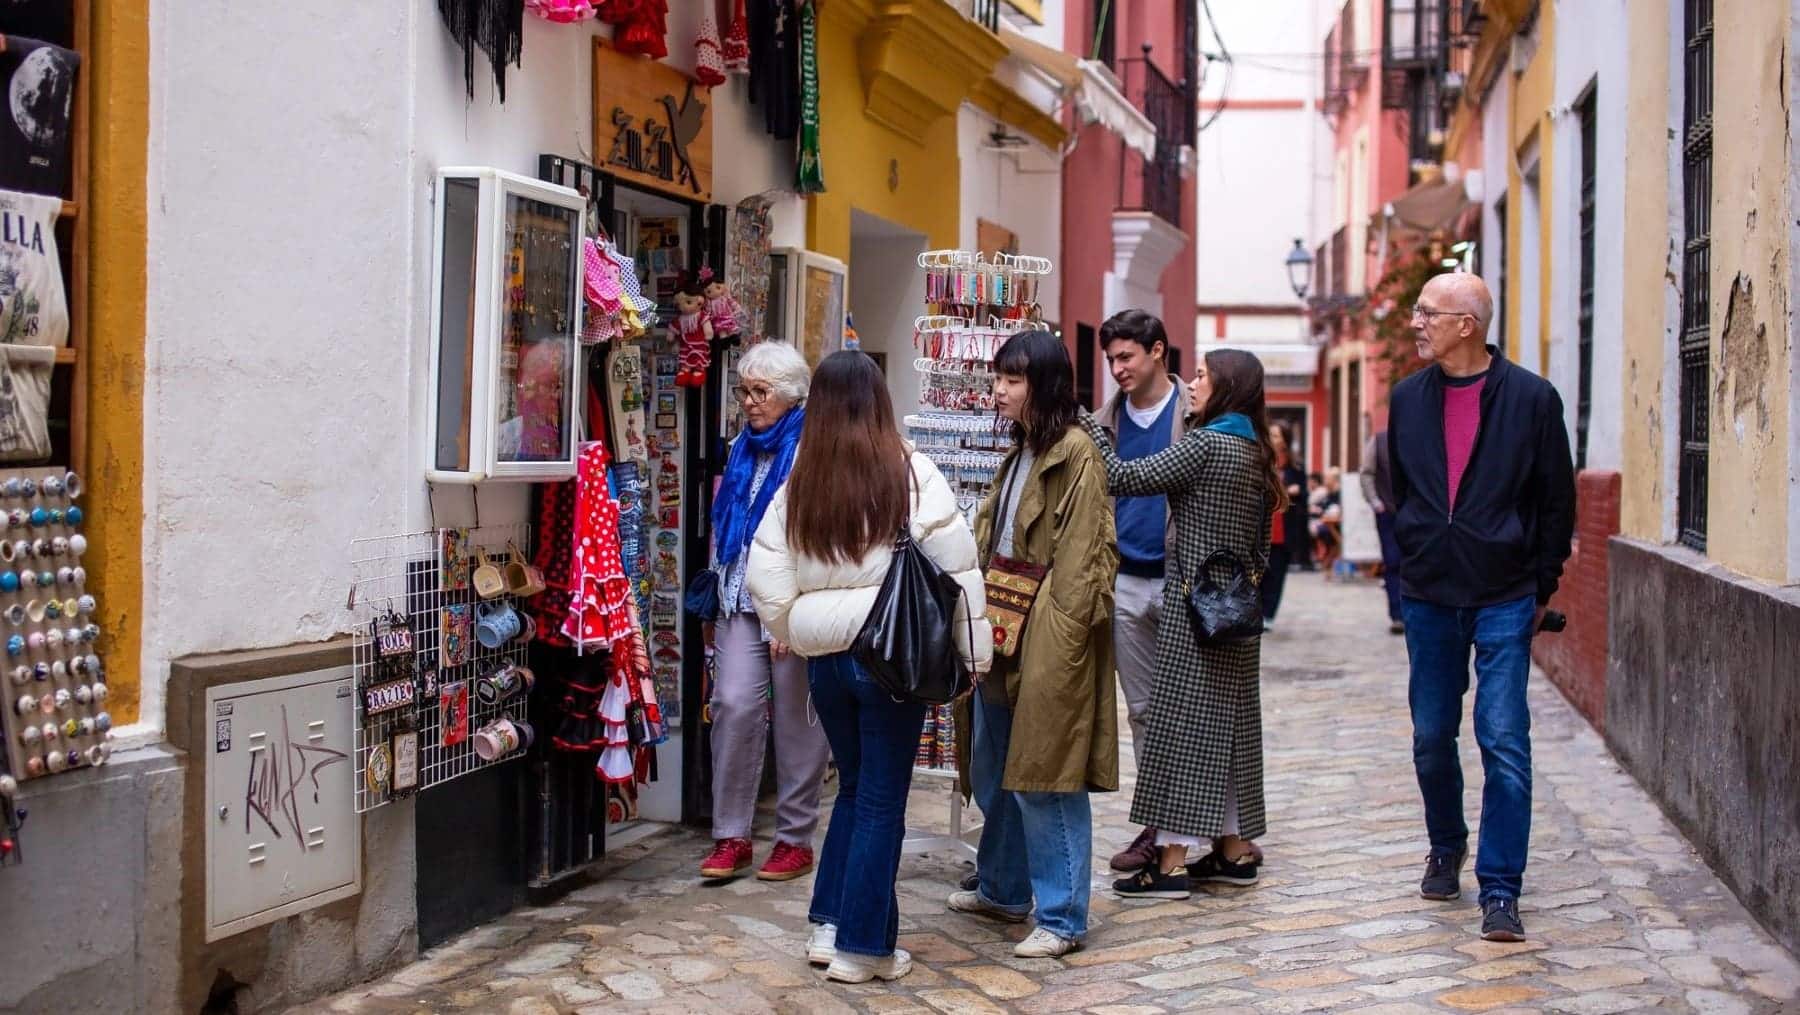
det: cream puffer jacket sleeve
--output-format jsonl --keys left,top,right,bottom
{"left": 747, "top": 451, "right": 992, "bottom": 672}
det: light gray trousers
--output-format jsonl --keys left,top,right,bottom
{"left": 710, "top": 613, "right": 831, "bottom": 845}
{"left": 1114, "top": 573, "right": 1163, "bottom": 774}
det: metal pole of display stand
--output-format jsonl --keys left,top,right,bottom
{"left": 901, "top": 766, "right": 978, "bottom": 859}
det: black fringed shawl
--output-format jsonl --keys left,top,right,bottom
{"left": 438, "top": 0, "right": 525, "bottom": 101}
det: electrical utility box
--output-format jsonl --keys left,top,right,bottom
{"left": 204, "top": 665, "right": 361, "bottom": 942}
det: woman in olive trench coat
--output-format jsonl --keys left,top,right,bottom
{"left": 948, "top": 330, "right": 1118, "bottom": 957}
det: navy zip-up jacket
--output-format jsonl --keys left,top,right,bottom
{"left": 1388, "top": 348, "right": 1576, "bottom": 609}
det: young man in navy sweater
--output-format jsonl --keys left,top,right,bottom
{"left": 1388, "top": 272, "right": 1575, "bottom": 942}
{"left": 1091, "top": 310, "right": 1193, "bottom": 875}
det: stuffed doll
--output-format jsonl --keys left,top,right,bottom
{"left": 698, "top": 267, "right": 745, "bottom": 339}
{"left": 672, "top": 283, "right": 714, "bottom": 387}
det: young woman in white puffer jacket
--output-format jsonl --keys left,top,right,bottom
{"left": 748, "top": 350, "right": 990, "bottom": 984}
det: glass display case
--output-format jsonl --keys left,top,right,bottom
{"left": 428, "top": 167, "right": 585, "bottom": 483}
{"left": 768, "top": 247, "right": 847, "bottom": 367}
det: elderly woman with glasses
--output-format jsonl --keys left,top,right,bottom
{"left": 698, "top": 340, "right": 832, "bottom": 883}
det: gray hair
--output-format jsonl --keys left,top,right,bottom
{"left": 738, "top": 341, "right": 811, "bottom": 403}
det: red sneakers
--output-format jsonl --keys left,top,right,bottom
{"left": 699, "top": 837, "right": 753, "bottom": 879}
{"left": 756, "top": 842, "right": 816, "bottom": 882}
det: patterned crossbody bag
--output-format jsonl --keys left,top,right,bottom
{"left": 983, "top": 457, "right": 1048, "bottom": 657}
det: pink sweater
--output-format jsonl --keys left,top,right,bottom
{"left": 1444, "top": 376, "right": 1486, "bottom": 509}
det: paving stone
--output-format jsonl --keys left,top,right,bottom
{"left": 1014, "top": 979, "right": 1144, "bottom": 1013}
{"left": 1132, "top": 963, "right": 1256, "bottom": 991}
{"left": 1659, "top": 953, "right": 1725, "bottom": 987}
{"left": 1250, "top": 913, "right": 1353, "bottom": 932}
{"left": 1251, "top": 988, "right": 1366, "bottom": 1012}
{"left": 506, "top": 999, "right": 559, "bottom": 1015}
{"left": 502, "top": 942, "right": 582, "bottom": 975}
{"left": 1343, "top": 953, "right": 1460, "bottom": 978}
{"left": 1542, "top": 947, "right": 1649, "bottom": 970}
{"left": 1542, "top": 992, "right": 1658, "bottom": 1014}
{"left": 1683, "top": 988, "right": 1753, "bottom": 1015}
{"left": 1144, "top": 946, "right": 1244, "bottom": 970}
{"left": 1435, "top": 984, "right": 1550, "bottom": 1011}
{"left": 1248, "top": 967, "right": 1357, "bottom": 991}
{"left": 1457, "top": 957, "right": 1547, "bottom": 981}
{"left": 947, "top": 963, "right": 1042, "bottom": 999}
{"left": 1546, "top": 966, "right": 1649, "bottom": 991}
{"left": 898, "top": 933, "right": 979, "bottom": 964}
{"left": 1353, "top": 975, "right": 1461, "bottom": 998}
{"left": 917, "top": 987, "right": 1013, "bottom": 1014}
{"left": 1089, "top": 1006, "right": 1167, "bottom": 1015}
{"left": 390, "top": 949, "right": 497, "bottom": 987}
{"left": 600, "top": 970, "right": 664, "bottom": 1001}
{"left": 1064, "top": 936, "right": 1189, "bottom": 967}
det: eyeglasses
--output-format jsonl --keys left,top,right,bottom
{"left": 732, "top": 384, "right": 774, "bottom": 406}
{"left": 1410, "top": 304, "right": 1474, "bottom": 322}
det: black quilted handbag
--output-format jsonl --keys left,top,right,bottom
{"left": 851, "top": 525, "right": 973, "bottom": 706}
{"left": 1186, "top": 549, "right": 1264, "bottom": 644}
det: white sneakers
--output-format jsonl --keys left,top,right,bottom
{"left": 1014, "top": 927, "right": 1079, "bottom": 958}
{"left": 946, "top": 889, "right": 1029, "bottom": 923}
{"left": 825, "top": 947, "right": 913, "bottom": 983}
{"left": 810, "top": 925, "right": 913, "bottom": 982}
{"left": 806, "top": 923, "right": 836, "bottom": 965}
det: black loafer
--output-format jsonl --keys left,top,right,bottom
{"left": 1187, "top": 849, "right": 1260, "bottom": 886}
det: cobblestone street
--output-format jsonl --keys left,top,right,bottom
{"left": 294, "top": 574, "right": 1800, "bottom": 1015}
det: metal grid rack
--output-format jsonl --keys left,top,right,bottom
{"left": 349, "top": 526, "right": 532, "bottom": 813}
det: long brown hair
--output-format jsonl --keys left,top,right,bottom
{"left": 785, "top": 351, "right": 911, "bottom": 563}
{"left": 1198, "top": 349, "right": 1289, "bottom": 514}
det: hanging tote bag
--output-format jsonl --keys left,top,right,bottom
{"left": 1185, "top": 549, "right": 1264, "bottom": 644}
{"left": 980, "top": 457, "right": 1046, "bottom": 657}
{"left": 851, "top": 471, "right": 972, "bottom": 705}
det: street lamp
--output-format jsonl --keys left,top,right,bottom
{"left": 1285, "top": 238, "right": 1314, "bottom": 300}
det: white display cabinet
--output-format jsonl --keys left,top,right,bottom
{"left": 427, "top": 167, "right": 585, "bottom": 483}
{"left": 768, "top": 247, "right": 847, "bottom": 367}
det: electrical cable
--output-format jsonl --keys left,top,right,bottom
{"left": 1196, "top": 0, "right": 1233, "bottom": 133}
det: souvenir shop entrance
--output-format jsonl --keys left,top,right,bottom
{"left": 532, "top": 155, "right": 737, "bottom": 856}
{"left": 412, "top": 158, "right": 743, "bottom": 944}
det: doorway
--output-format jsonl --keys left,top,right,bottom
{"left": 849, "top": 210, "right": 927, "bottom": 416}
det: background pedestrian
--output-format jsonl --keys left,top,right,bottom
{"left": 947, "top": 329, "right": 1118, "bottom": 959}
{"left": 1088, "top": 310, "right": 1189, "bottom": 875}
{"left": 699, "top": 340, "right": 830, "bottom": 883}
{"left": 1388, "top": 272, "right": 1575, "bottom": 942}
{"left": 1080, "top": 349, "right": 1287, "bottom": 900}
{"left": 748, "top": 350, "right": 990, "bottom": 983}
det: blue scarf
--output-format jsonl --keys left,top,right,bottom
{"left": 712, "top": 405, "right": 806, "bottom": 570}
{"left": 1202, "top": 411, "right": 1257, "bottom": 442}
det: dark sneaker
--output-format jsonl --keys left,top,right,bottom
{"left": 1113, "top": 866, "right": 1192, "bottom": 900}
{"left": 1420, "top": 850, "right": 1467, "bottom": 900}
{"left": 1389, "top": 621, "right": 1406, "bottom": 635}
{"left": 1187, "top": 849, "right": 1260, "bottom": 886}
{"left": 959, "top": 869, "right": 979, "bottom": 892}
{"left": 1109, "top": 826, "right": 1159, "bottom": 872}
{"left": 1481, "top": 896, "right": 1526, "bottom": 941}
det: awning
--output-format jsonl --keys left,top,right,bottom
{"left": 1077, "top": 59, "right": 1158, "bottom": 160}
{"left": 1383, "top": 177, "right": 1470, "bottom": 236}
{"left": 997, "top": 27, "right": 1082, "bottom": 91}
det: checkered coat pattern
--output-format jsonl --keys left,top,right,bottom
{"left": 1082, "top": 415, "right": 1271, "bottom": 840}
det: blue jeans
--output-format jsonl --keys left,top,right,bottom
{"left": 1375, "top": 511, "right": 1403, "bottom": 622}
{"left": 1401, "top": 594, "right": 1535, "bottom": 902}
{"left": 806, "top": 652, "right": 926, "bottom": 956}
{"left": 970, "top": 694, "right": 1093, "bottom": 941}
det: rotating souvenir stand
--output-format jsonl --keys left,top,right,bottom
{"left": 0, "top": 467, "right": 110, "bottom": 826}
{"left": 900, "top": 251, "right": 1053, "bottom": 860}
{"left": 347, "top": 525, "right": 534, "bottom": 813}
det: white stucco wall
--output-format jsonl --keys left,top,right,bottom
{"left": 1195, "top": 0, "right": 1331, "bottom": 311}
{"left": 957, "top": 105, "right": 1063, "bottom": 323}
{"left": 137, "top": 2, "right": 794, "bottom": 735}
{"left": 1549, "top": 0, "right": 1628, "bottom": 471}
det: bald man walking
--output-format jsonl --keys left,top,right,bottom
{"left": 1387, "top": 273, "right": 1575, "bottom": 942}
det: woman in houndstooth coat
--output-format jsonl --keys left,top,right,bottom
{"left": 1079, "top": 348, "right": 1289, "bottom": 899}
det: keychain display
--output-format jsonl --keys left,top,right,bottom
{"left": 0, "top": 468, "right": 111, "bottom": 788}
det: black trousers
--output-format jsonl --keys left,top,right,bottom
{"left": 1261, "top": 544, "right": 1292, "bottom": 621}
